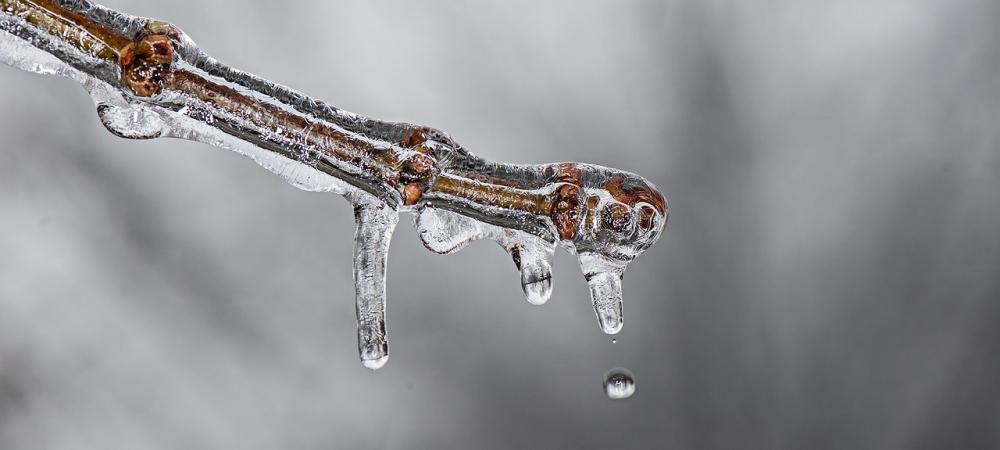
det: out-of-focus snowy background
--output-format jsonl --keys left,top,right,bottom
{"left": 2, "top": 0, "right": 999, "bottom": 448}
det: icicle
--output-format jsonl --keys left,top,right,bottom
{"left": 418, "top": 207, "right": 556, "bottom": 306}
{"left": 351, "top": 195, "right": 398, "bottom": 370}
{"left": 587, "top": 273, "right": 624, "bottom": 334}
{"left": 0, "top": 1, "right": 671, "bottom": 369}
{"left": 579, "top": 253, "right": 628, "bottom": 335}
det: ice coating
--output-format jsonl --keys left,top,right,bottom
{"left": 0, "top": 0, "right": 668, "bottom": 369}
{"left": 415, "top": 207, "right": 556, "bottom": 305}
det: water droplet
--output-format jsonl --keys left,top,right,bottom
{"left": 96, "top": 103, "right": 166, "bottom": 139}
{"left": 501, "top": 235, "right": 556, "bottom": 306}
{"left": 611, "top": 338, "right": 617, "bottom": 344}
{"left": 603, "top": 368, "right": 635, "bottom": 399}
{"left": 518, "top": 254, "right": 553, "bottom": 306}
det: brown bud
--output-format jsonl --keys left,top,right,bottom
{"left": 601, "top": 202, "right": 633, "bottom": 234}
{"left": 558, "top": 163, "right": 581, "bottom": 184}
{"left": 120, "top": 34, "right": 174, "bottom": 97}
{"left": 403, "top": 183, "right": 424, "bottom": 206}
{"left": 399, "top": 153, "right": 436, "bottom": 183}
{"left": 546, "top": 163, "right": 582, "bottom": 186}
{"left": 602, "top": 174, "right": 667, "bottom": 216}
{"left": 401, "top": 127, "right": 429, "bottom": 148}
{"left": 145, "top": 21, "right": 182, "bottom": 41}
{"left": 637, "top": 204, "right": 657, "bottom": 232}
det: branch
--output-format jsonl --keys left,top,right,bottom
{"left": 0, "top": 0, "right": 668, "bottom": 369}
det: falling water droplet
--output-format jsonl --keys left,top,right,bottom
{"left": 603, "top": 368, "right": 635, "bottom": 399}
{"left": 611, "top": 338, "right": 617, "bottom": 344}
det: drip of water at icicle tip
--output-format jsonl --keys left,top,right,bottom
{"left": 603, "top": 368, "right": 636, "bottom": 400}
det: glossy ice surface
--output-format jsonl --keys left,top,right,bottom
{"left": 1, "top": 0, "right": 667, "bottom": 369}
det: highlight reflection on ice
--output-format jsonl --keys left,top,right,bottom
{"left": 0, "top": 0, "right": 668, "bottom": 369}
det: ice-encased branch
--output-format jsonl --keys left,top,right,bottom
{"left": 0, "top": 0, "right": 668, "bottom": 369}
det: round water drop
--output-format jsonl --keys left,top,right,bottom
{"left": 520, "top": 261, "right": 553, "bottom": 306}
{"left": 603, "top": 368, "right": 635, "bottom": 400}
{"left": 611, "top": 338, "right": 617, "bottom": 344}
{"left": 96, "top": 103, "right": 166, "bottom": 140}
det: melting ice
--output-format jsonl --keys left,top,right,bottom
{"left": 0, "top": 1, "right": 668, "bottom": 371}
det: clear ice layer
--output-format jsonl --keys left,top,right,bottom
{"left": 0, "top": 0, "right": 668, "bottom": 369}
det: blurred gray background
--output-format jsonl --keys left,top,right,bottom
{"left": 2, "top": 0, "right": 999, "bottom": 449}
